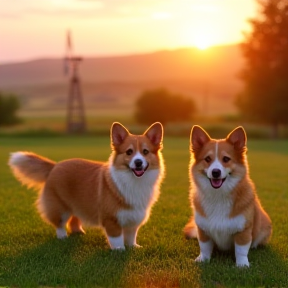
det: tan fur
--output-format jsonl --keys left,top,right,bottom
{"left": 184, "top": 125, "right": 272, "bottom": 266}
{"left": 9, "top": 122, "right": 165, "bottom": 249}
{"left": 8, "top": 152, "right": 55, "bottom": 189}
{"left": 183, "top": 217, "right": 197, "bottom": 239}
{"left": 36, "top": 159, "right": 127, "bottom": 229}
{"left": 197, "top": 226, "right": 211, "bottom": 242}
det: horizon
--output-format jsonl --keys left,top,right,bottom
{"left": 1, "top": 42, "right": 241, "bottom": 65}
{"left": 0, "top": 0, "right": 257, "bottom": 63}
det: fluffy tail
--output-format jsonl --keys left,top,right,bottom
{"left": 8, "top": 151, "right": 55, "bottom": 189}
{"left": 183, "top": 217, "right": 198, "bottom": 239}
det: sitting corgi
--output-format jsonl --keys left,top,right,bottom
{"left": 9, "top": 122, "right": 165, "bottom": 250}
{"left": 184, "top": 125, "right": 272, "bottom": 267}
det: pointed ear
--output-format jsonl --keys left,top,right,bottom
{"left": 111, "top": 122, "right": 130, "bottom": 147}
{"left": 226, "top": 126, "right": 247, "bottom": 151}
{"left": 144, "top": 122, "right": 163, "bottom": 148}
{"left": 190, "top": 125, "right": 211, "bottom": 152}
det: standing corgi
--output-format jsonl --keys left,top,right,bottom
{"left": 9, "top": 122, "right": 165, "bottom": 250}
{"left": 184, "top": 125, "right": 272, "bottom": 267}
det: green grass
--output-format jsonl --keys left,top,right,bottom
{"left": 0, "top": 136, "right": 288, "bottom": 288}
{"left": 2, "top": 114, "right": 288, "bottom": 139}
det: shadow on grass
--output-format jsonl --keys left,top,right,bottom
{"left": 0, "top": 232, "right": 133, "bottom": 288}
{"left": 0, "top": 230, "right": 203, "bottom": 288}
{"left": 196, "top": 244, "right": 288, "bottom": 288}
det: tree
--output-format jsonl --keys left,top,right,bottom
{"left": 0, "top": 92, "right": 21, "bottom": 125}
{"left": 135, "top": 88, "right": 196, "bottom": 126}
{"left": 237, "top": 0, "right": 288, "bottom": 137}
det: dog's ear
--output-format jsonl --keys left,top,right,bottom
{"left": 144, "top": 122, "right": 163, "bottom": 148}
{"left": 226, "top": 126, "right": 247, "bottom": 151}
{"left": 190, "top": 125, "right": 211, "bottom": 152}
{"left": 111, "top": 122, "right": 130, "bottom": 147}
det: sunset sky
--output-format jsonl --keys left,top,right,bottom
{"left": 0, "top": 0, "right": 258, "bottom": 63}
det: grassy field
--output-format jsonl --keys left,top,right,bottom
{"left": 2, "top": 115, "right": 288, "bottom": 140}
{"left": 0, "top": 135, "right": 288, "bottom": 288}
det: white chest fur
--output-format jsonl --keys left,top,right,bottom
{"left": 110, "top": 167, "right": 161, "bottom": 227}
{"left": 195, "top": 187, "right": 246, "bottom": 250}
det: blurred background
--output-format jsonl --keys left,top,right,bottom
{"left": 1, "top": 0, "right": 288, "bottom": 139}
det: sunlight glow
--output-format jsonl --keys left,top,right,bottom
{"left": 152, "top": 12, "right": 172, "bottom": 20}
{"left": 50, "top": 0, "right": 104, "bottom": 9}
{"left": 0, "top": 0, "right": 258, "bottom": 62}
{"left": 193, "top": 35, "right": 213, "bottom": 50}
{"left": 191, "top": 27, "right": 217, "bottom": 50}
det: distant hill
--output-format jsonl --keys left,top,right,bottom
{"left": 0, "top": 44, "right": 244, "bottom": 116}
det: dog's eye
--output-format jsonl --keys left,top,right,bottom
{"left": 204, "top": 156, "right": 211, "bottom": 163}
{"left": 223, "top": 156, "right": 231, "bottom": 163}
{"left": 126, "top": 149, "right": 133, "bottom": 156}
{"left": 143, "top": 149, "right": 149, "bottom": 155}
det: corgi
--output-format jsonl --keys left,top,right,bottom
{"left": 184, "top": 125, "right": 272, "bottom": 267}
{"left": 8, "top": 122, "right": 165, "bottom": 250}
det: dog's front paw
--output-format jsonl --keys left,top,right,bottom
{"left": 195, "top": 254, "right": 210, "bottom": 263}
{"left": 236, "top": 256, "right": 250, "bottom": 268}
{"left": 112, "top": 246, "right": 126, "bottom": 251}
{"left": 56, "top": 228, "right": 68, "bottom": 239}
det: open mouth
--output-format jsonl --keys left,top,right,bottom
{"left": 131, "top": 164, "right": 149, "bottom": 177}
{"left": 209, "top": 178, "right": 226, "bottom": 189}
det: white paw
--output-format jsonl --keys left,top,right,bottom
{"left": 235, "top": 242, "right": 251, "bottom": 267}
{"left": 236, "top": 257, "right": 250, "bottom": 268}
{"left": 112, "top": 246, "right": 126, "bottom": 251}
{"left": 56, "top": 228, "right": 68, "bottom": 239}
{"left": 108, "top": 235, "right": 125, "bottom": 250}
{"left": 195, "top": 254, "right": 210, "bottom": 263}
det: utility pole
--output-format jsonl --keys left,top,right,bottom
{"left": 64, "top": 30, "right": 86, "bottom": 133}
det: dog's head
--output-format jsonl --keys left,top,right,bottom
{"left": 110, "top": 122, "right": 163, "bottom": 177}
{"left": 190, "top": 125, "right": 247, "bottom": 191}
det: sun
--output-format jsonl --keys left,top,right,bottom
{"left": 189, "top": 22, "right": 218, "bottom": 50}
{"left": 193, "top": 33, "right": 214, "bottom": 50}
{"left": 194, "top": 37, "right": 212, "bottom": 50}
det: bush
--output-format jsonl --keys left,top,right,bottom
{"left": 0, "top": 92, "right": 22, "bottom": 126}
{"left": 135, "top": 88, "right": 196, "bottom": 126}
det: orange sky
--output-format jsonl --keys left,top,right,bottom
{"left": 0, "top": 0, "right": 258, "bottom": 62}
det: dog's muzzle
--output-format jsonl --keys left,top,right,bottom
{"left": 209, "top": 168, "right": 226, "bottom": 189}
{"left": 131, "top": 159, "right": 149, "bottom": 177}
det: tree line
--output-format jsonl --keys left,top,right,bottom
{"left": 237, "top": 0, "right": 288, "bottom": 137}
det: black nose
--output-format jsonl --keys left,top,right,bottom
{"left": 134, "top": 159, "right": 143, "bottom": 168}
{"left": 212, "top": 169, "right": 221, "bottom": 178}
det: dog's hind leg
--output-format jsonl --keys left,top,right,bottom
{"left": 252, "top": 218, "right": 272, "bottom": 248}
{"left": 37, "top": 188, "right": 70, "bottom": 239}
{"left": 67, "top": 216, "right": 85, "bottom": 235}
{"left": 55, "top": 213, "right": 71, "bottom": 239}
{"left": 251, "top": 208, "right": 272, "bottom": 248}
{"left": 183, "top": 216, "right": 197, "bottom": 239}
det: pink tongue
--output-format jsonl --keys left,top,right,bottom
{"left": 211, "top": 179, "right": 223, "bottom": 188}
{"left": 133, "top": 169, "right": 145, "bottom": 177}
